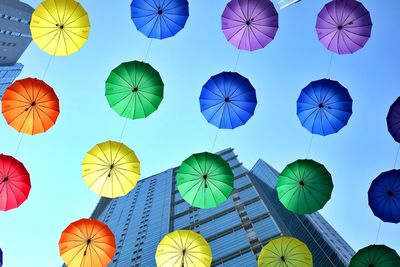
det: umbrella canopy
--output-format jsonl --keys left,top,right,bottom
{"left": 258, "top": 236, "right": 312, "bottom": 267}
{"left": 82, "top": 141, "right": 140, "bottom": 198}
{"left": 155, "top": 230, "right": 212, "bottom": 267}
{"left": 349, "top": 245, "right": 400, "bottom": 267}
{"left": 222, "top": 0, "right": 278, "bottom": 51}
{"left": 0, "top": 248, "right": 2, "bottom": 267}
{"left": 297, "top": 78, "right": 353, "bottom": 136}
{"left": 0, "top": 154, "right": 31, "bottom": 211}
{"left": 2, "top": 78, "right": 60, "bottom": 135}
{"left": 176, "top": 152, "right": 234, "bottom": 209}
{"left": 387, "top": 97, "right": 400, "bottom": 143}
{"left": 368, "top": 169, "right": 400, "bottom": 223}
{"left": 106, "top": 61, "right": 164, "bottom": 120}
{"left": 277, "top": 159, "right": 333, "bottom": 214}
{"left": 131, "top": 0, "right": 189, "bottom": 39}
{"left": 59, "top": 218, "right": 116, "bottom": 267}
{"left": 200, "top": 72, "right": 257, "bottom": 129}
{"left": 316, "top": 0, "right": 372, "bottom": 54}
{"left": 30, "top": 0, "right": 90, "bottom": 56}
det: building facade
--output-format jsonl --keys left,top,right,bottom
{"left": 0, "top": 0, "right": 33, "bottom": 97}
{"left": 80, "top": 148, "right": 354, "bottom": 267}
{"left": 0, "top": 63, "right": 23, "bottom": 98}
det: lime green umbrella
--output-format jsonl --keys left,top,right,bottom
{"left": 105, "top": 61, "right": 164, "bottom": 119}
{"left": 349, "top": 245, "right": 400, "bottom": 267}
{"left": 176, "top": 152, "right": 234, "bottom": 209}
{"left": 277, "top": 159, "right": 333, "bottom": 214}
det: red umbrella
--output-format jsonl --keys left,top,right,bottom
{"left": 0, "top": 154, "right": 31, "bottom": 211}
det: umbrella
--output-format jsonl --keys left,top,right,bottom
{"left": 131, "top": 0, "right": 189, "bottom": 39}
{"left": 82, "top": 141, "right": 140, "bottom": 198}
{"left": 368, "top": 169, "right": 400, "bottom": 223}
{"left": 106, "top": 61, "right": 164, "bottom": 120}
{"left": 258, "top": 236, "right": 312, "bottom": 267}
{"left": 387, "top": 97, "right": 400, "bottom": 143}
{"left": 297, "top": 79, "right": 353, "bottom": 136}
{"left": 176, "top": 152, "right": 234, "bottom": 209}
{"left": 30, "top": 0, "right": 90, "bottom": 56}
{"left": 0, "top": 154, "right": 31, "bottom": 211}
{"left": 200, "top": 72, "right": 257, "bottom": 129}
{"left": 222, "top": 0, "right": 279, "bottom": 51}
{"left": 155, "top": 230, "right": 212, "bottom": 267}
{"left": 316, "top": 0, "right": 372, "bottom": 54}
{"left": 59, "top": 218, "right": 116, "bottom": 267}
{"left": 0, "top": 248, "right": 2, "bottom": 267}
{"left": 2, "top": 78, "right": 60, "bottom": 135}
{"left": 277, "top": 159, "right": 333, "bottom": 214}
{"left": 349, "top": 245, "right": 400, "bottom": 267}
{"left": 277, "top": 0, "right": 301, "bottom": 10}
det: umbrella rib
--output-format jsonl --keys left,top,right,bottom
{"left": 40, "top": 3, "right": 59, "bottom": 24}
{"left": 63, "top": 4, "right": 84, "bottom": 27}
{"left": 226, "top": 4, "right": 245, "bottom": 21}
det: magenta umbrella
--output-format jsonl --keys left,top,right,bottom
{"left": 222, "top": 0, "right": 278, "bottom": 51}
{"left": 316, "top": 0, "right": 372, "bottom": 54}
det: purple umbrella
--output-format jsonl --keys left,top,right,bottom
{"left": 387, "top": 97, "right": 400, "bottom": 143}
{"left": 222, "top": 0, "right": 279, "bottom": 51}
{"left": 316, "top": 0, "right": 372, "bottom": 54}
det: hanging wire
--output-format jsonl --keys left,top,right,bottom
{"left": 143, "top": 39, "right": 153, "bottom": 63}
{"left": 305, "top": 134, "right": 314, "bottom": 159}
{"left": 233, "top": 50, "right": 241, "bottom": 72}
{"left": 394, "top": 144, "right": 400, "bottom": 169}
{"left": 211, "top": 129, "right": 219, "bottom": 152}
{"left": 374, "top": 221, "right": 382, "bottom": 244}
{"left": 326, "top": 53, "right": 334, "bottom": 78}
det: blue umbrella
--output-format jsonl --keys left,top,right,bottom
{"left": 387, "top": 97, "right": 400, "bottom": 143}
{"left": 131, "top": 0, "right": 189, "bottom": 39}
{"left": 200, "top": 72, "right": 257, "bottom": 129}
{"left": 368, "top": 169, "right": 400, "bottom": 223}
{"left": 297, "top": 79, "right": 353, "bottom": 136}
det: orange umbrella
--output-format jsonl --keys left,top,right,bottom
{"left": 59, "top": 218, "right": 116, "bottom": 267}
{"left": 1, "top": 78, "right": 60, "bottom": 135}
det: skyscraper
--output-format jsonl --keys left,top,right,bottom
{"left": 0, "top": 0, "right": 33, "bottom": 97}
{"left": 81, "top": 148, "right": 354, "bottom": 267}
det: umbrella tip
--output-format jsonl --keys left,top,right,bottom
{"left": 318, "top": 103, "right": 324, "bottom": 108}
{"left": 224, "top": 97, "right": 230, "bottom": 103}
{"left": 387, "top": 191, "right": 394, "bottom": 197}
{"left": 299, "top": 180, "right": 305, "bottom": 186}
{"left": 280, "top": 256, "right": 285, "bottom": 262}
{"left": 132, "top": 87, "right": 138, "bottom": 92}
{"left": 337, "top": 25, "right": 343, "bottom": 30}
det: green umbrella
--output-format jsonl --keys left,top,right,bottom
{"left": 349, "top": 245, "right": 400, "bottom": 267}
{"left": 105, "top": 61, "right": 164, "bottom": 119}
{"left": 176, "top": 152, "right": 234, "bottom": 209}
{"left": 277, "top": 159, "right": 333, "bottom": 214}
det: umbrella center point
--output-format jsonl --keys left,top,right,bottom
{"left": 110, "top": 164, "right": 114, "bottom": 170}
{"left": 132, "top": 87, "right": 138, "bottom": 92}
{"left": 368, "top": 264, "right": 374, "bottom": 267}
{"left": 182, "top": 249, "right": 186, "bottom": 255}
{"left": 280, "top": 256, "right": 285, "bottom": 262}
{"left": 87, "top": 238, "right": 91, "bottom": 245}
{"left": 246, "top": 20, "right": 251, "bottom": 26}
{"left": 318, "top": 103, "right": 324, "bottom": 108}
{"left": 299, "top": 180, "right": 305, "bottom": 186}
{"left": 157, "top": 8, "right": 163, "bottom": 15}
{"left": 203, "top": 174, "right": 207, "bottom": 180}
{"left": 337, "top": 25, "right": 344, "bottom": 30}
{"left": 224, "top": 97, "right": 230, "bottom": 103}
{"left": 387, "top": 191, "right": 394, "bottom": 197}
{"left": 2, "top": 177, "right": 8, "bottom": 182}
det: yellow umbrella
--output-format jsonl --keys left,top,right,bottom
{"left": 82, "top": 141, "right": 140, "bottom": 198}
{"left": 258, "top": 236, "right": 312, "bottom": 267}
{"left": 155, "top": 230, "right": 212, "bottom": 267}
{"left": 30, "top": 0, "right": 90, "bottom": 56}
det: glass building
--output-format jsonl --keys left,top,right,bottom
{"left": 0, "top": 63, "right": 23, "bottom": 98}
{"left": 78, "top": 148, "right": 354, "bottom": 267}
{"left": 276, "top": 0, "right": 301, "bottom": 9}
{"left": 0, "top": 0, "right": 33, "bottom": 65}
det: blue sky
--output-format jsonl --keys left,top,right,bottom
{"left": 1, "top": 0, "right": 400, "bottom": 265}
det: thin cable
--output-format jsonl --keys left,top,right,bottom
{"left": 374, "top": 221, "right": 382, "bottom": 244}
{"left": 233, "top": 50, "right": 241, "bottom": 72}
{"left": 211, "top": 129, "right": 219, "bottom": 152}
{"left": 306, "top": 134, "right": 314, "bottom": 159}
{"left": 394, "top": 144, "right": 400, "bottom": 169}
{"left": 119, "top": 118, "right": 129, "bottom": 142}
{"left": 143, "top": 39, "right": 153, "bottom": 63}
{"left": 326, "top": 53, "right": 334, "bottom": 78}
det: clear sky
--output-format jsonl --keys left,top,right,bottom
{"left": 1, "top": 0, "right": 399, "bottom": 266}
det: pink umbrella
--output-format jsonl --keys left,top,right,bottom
{"left": 222, "top": 0, "right": 279, "bottom": 51}
{"left": 316, "top": 0, "right": 372, "bottom": 54}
